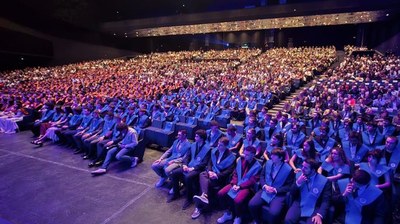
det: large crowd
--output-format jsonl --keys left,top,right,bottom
{"left": 1, "top": 46, "right": 399, "bottom": 224}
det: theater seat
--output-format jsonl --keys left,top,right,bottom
{"left": 175, "top": 116, "right": 198, "bottom": 140}
{"left": 152, "top": 121, "right": 176, "bottom": 147}
{"left": 198, "top": 113, "right": 215, "bottom": 130}
{"left": 262, "top": 192, "right": 291, "bottom": 223}
{"left": 144, "top": 120, "right": 176, "bottom": 148}
{"left": 129, "top": 138, "right": 146, "bottom": 163}
{"left": 216, "top": 109, "right": 231, "bottom": 128}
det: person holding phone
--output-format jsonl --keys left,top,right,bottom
{"left": 337, "top": 169, "right": 386, "bottom": 224}
{"left": 285, "top": 158, "right": 331, "bottom": 224}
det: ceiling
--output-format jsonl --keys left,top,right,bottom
{"left": 1, "top": 0, "right": 328, "bottom": 31}
{"left": 1, "top": 0, "right": 399, "bottom": 38}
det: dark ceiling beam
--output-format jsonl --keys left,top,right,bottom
{"left": 101, "top": 0, "right": 400, "bottom": 35}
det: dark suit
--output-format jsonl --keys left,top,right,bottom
{"left": 170, "top": 141, "right": 211, "bottom": 201}
{"left": 198, "top": 148, "right": 235, "bottom": 197}
{"left": 337, "top": 179, "right": 386, "bottom": 224}
{"left": 361, "top": 131, "right": 385, "bottom": 150}
{"left": 249, "top": 161, "right": 294, "bottom": 223}
{"left": 285, "top": 173, "right": 332, "bottom": 224}
{"left": 218, "top": 158, "right": 261, "bottom": 218}
{"left": 206, "top": 129, "right": 224, "bottom": 148}
{"left": 379, "top": 125, "right": 396, "bottom": 138}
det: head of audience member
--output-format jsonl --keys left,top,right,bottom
{"left": 312, "top": 112, "right": 321, "bottom": 120}
{"left": 275, "top": 111, "right": 283, "bottom": 120}
{"left": 343, "top": 118, "right": 352, "bottom": 128}
{"left": 263, "top": 113, "right": 272, "bottom": 123}
{"left": 55, "top": 106, "right": 63, "bottom": 114}
{"left": 291, "top": 123, "right": 300, "bottom": 134}
{"left": 331, "top": 111, "right": 341, "bottom": 121}
{"left": 195, "top": 129, "right": 207, "bottom": 143}
{"left": 280, "top": 113, "right": 289, "bottom": 123}
{"left": 116, "top": 122, "right": 129, "bottom": 135}
{"left": 328, "top": 147, "right": 348, "bottom": 164}
{"left": 217, "top": 137, "right": 229, "bottom": 153}
{"left": 270, "top": 133, "right": 283, "bottom": 147}
{"left": 104, "top": 111, "right": 114, "bottom": 121}
{"left": 117, "top": 106, "right": 125, "bottom": 114}
{"left": 352, "top": 169, "right": 371, "bottom": 188}
{"left": 367, "top": 149, "right": 383, "bottom": 166}
{"left": 153, "top": 104, "right": 162, "bottom": 112}
{"left": 349, "top": 131, "right": 361, "bottom": 146}
{"left": 385, "top": 136, "right": 398, "bottom": 153}
{"left": 382, "top": 117, "right": 392, "bottom": 128}
{"left": 246, "top": 128, "right": 257, "bottom": 141}
{"left": 243, "top": 146, "right": 257, "bottom": 162}
{"left": 210, "top": 120, "right": 220, "bottom": 132}
{"left": 198, "top": 100, "right": 205, "bottom": 107}
{"left": 179, "top": 102, "right": 187, "bottom": 110}
{"left": 319, "top": 126, "right": 329, "bottom": 138}
{"left": 320, "top": 117, "right": 330, "bottom": 127}
{"left": 366, "top": 121, "right": 377, "bottom": 133}
{"left": 43, "top": 102, "right": 54, "bottom": 111}
{"left": 108, "top": 106, "right": 116, "bottom": 113}
{"left": 269, "top": 118, "right": 278, "bottom": 128}
{"left": 226, "top": 125, "right": 237, "bottom": 136}
{"left": 114, "top": 114, "right": 122, "bottom": 123}
{"left": 270, "top": 148, "right": 286, "bottom": 164}
{"left": 127, "top": 106, "right": 135, "bottom": 115}
{"left": 177, "top": 130, "right": 187, "bottom": 142}
{"left": 248, "top": 116, "right": 257, "bottom": 127}
{"left": 139, "top": 108, "right": 147, "bottom": 116}
{"left": 380, "top": 111, "right": 389, "bottom": 120}
{"left": 260, "top": 107, "right": 268, "bottom": 115}
{"left": 82, "top": 108, "right": 91, "bottom": 116}
{"left": 343, "top": 104, "right": 352, "bottom": 112}
{"left": 302, "top": 139, "right": 317, "bottom": 158}
{"left": 63, "top": 106, "right": 73, "bottom": 115}
{"left": 301, "top": 158, "right": 320, "bottom": 177}
{"left": 356, "top": 115, "right": 364, "bottom": 125}
{"left": 92, "top": 110, "right": 100, "bottom": 118}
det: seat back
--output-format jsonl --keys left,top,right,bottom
{"left": 236, "top": 125, "right": 244, "bottom": 135}
{"left": 186, "top": 117, "right": 197, "bottom": 125}
{"left": 221, "top": 109, "right": 231, "bottom": 117}
{"left": 178, "top": 115, "right": 186, "bottom": 123}
{"left": 195, "top": 111, "right": 203, "bottom": 118}
{"left": 163, "top": 121, "right": 175, "bottom": 132}
{"left": 205, "top": 113, "right": 215, "bottom": 121}
{"left": 151, "top": 119, "right": 164, "bottom": 129}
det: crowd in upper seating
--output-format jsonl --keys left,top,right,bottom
{"left": 344, "top": 45, "right": 369, "bottom": 55}
{"left": 1, "top": 46, "right": 400, "bottom": 223}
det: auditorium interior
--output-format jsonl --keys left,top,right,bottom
{"left": 1, "top": 0, "right": 400, "bottom": 224}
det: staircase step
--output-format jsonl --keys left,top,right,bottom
{"left": 263, "top": 50, "right": 345, "bottom": 118}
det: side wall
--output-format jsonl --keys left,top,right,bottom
{"left": 0, "top": 18, "right": 139, "bottom": 70}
